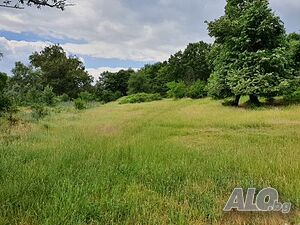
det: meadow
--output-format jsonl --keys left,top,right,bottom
{"left": 0, "top": 99, "right": 299, "bottom": 225}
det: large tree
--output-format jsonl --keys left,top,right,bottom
{"left": 29, "top": 45, "right": 93, "bottom": 98}
{"left": 207, "top": 0, "right": 294, "bottom": 106}
{"left": 0, "top": 0, "right": 71, "bottom": 10}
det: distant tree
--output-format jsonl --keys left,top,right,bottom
{"left": 30, "top": 45, "right": 93, "bottom": 98}
{"left": 134, "top": 62, "right": 170, "bottom": 95}
{"left": 207, "top": 0, "right": 294, "bottom": 106}
{"left": 167, "top": 81, "right": 187, "bottom": 99}
{"left": 167, "top": 41, "right": 211, "bottom": 84}
{"left": 128, "top": 71, "right": 151, "bottom": 94}
{"left": 95, "top": 69, "right": 134, "bottom": 102}
{"left": 0, "top": 0, "right": 72, "bottom": 10}
{"left": 187, "top": 80, "right": 207, "bottom": 99}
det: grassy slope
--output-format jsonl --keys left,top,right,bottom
{"left": 0, "top": 99, "right": 299, "bottom": 225}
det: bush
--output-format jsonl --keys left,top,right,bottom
{"left": 187, "top": 80, "right": 207, "bottom": 99}
{"left": 119, "top": 93, "right": 162, "bottom": 104}
{"left": 0, "top": 94, "right": 12, "bottom": 116}
{"left": 59, "top": 93, "right": 70, "bottom": 102}
{"left": 284, "top": 89, "right": 300, "bottom": 103}
{"left": 31, "top": 104, "right": 49, "bottom": 120}
{"left": 74, "top": 98, "right": 86, "bottom": 110}
{"left": 100, "top": 90, "right": 122, "bottom": 103}
{"left": 79, "top": 91, "right": 95, "bottom": 102}
{"left": 167, "top": 81, "right": 187, "bottom": 99}
{"left": 42, "top": 85, "right": 56, "bottom": 106}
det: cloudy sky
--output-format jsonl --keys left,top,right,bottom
{"left": 0, "top": 0, "right": 299, "bottom": 80}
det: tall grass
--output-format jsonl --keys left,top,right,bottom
{"left": 0, "top": 99, "right": 299, "bottom": 224}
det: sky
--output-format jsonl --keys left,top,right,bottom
{"left": 0, "top": 0, "right": 299, "bottom": 81}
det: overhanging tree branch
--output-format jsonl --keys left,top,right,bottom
{"left": 0, "top": 0, "right": 73, "bottom": 10}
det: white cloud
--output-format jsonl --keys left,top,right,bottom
{"left": 0, "top": 0, "right": 299, "bottom": 74}
{"left": 0, "top": 37, "right": 49, "bottom": 73}
{"left": 87, "top": 67, "right": 139, "bottom": 82}
{"left": 0, "top": 0, "right": 224, "bottom": 63}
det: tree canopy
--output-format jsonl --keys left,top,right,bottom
{"left": 207, "top": 0, "right": 295, "bottom": 105}
{"left": 29, "top": 45, "right": 93, "bottom": 98}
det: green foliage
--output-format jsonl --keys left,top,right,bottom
{"left": 167, "top": 81, "right": 187, "bottom": 99}
{"left": 0, "top": 72, "right": 8, "bottom": 92}
{"left": 42, "top": 85, "right": 56, "bottom": 106}
{"left": 187, "top": 80, "right": 207, "bottom": 99}
{"left": 287, "top": 33, "right": 300, "bottom": 72}
{"left": 127, "top": 71, "right": 150, "bottom": 94}
{"left": 166, "top": 42, "right": 212, "bottom": 84}
{"left": 95, "top": 69, "right": 133, "bottom": 102}
{"left": 74, "top": 98, "right": 86, "bottom": 110}
{"left": 29, "top": 45, "right": 93, "bottom": 98}
{"left": 98, "top": 90, "right": 122, "bottom": 103}
{"left": 118, "top": 93, "right": 162, "bottom": 104}
{"left": 227, "top": 48, "right": 293, "bottom": 97}
{"left": 58, "top": 93, "right": 70, "bottom": 102}
{"left": 0, "top": 94, "right": 12, "bottom": 116}
{"left": 31, "top": 104, "right": 49, "bottom": 121}
{"left": 284, "top": 89, "right": 300, "bottom": 104}
{"left": 79, "top": 91, "right": 95, "bottom": 102}
{"left": 207, "top": 0, "right": 294, "bottom": 103}
{"left": 0, "top": 72, "right": 12, "bottom": 116}
{"left": 8, "top": 62, "right": 45, "bottom": 105}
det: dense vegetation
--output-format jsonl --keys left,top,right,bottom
{"left": 1, "top": 1, "right": 300, "bottom": 117}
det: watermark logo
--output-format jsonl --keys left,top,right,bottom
{"left": 224, "top": 188, "right": 291, "bottom": 214}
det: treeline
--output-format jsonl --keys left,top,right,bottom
{"left": 1, "top": 0, "right": 300, "bottom": 117}
{"left": 0, "top": 41, "right": 212, "bottom": 115}
{"left": 95, "top": 41, "right": 211, "bottom": 102}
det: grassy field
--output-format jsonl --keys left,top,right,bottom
{"left": 0, "top": 99, "right": 299, "bottom": 225}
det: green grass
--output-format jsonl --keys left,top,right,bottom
{"left": 0, "top": 98, "right": 299, "bottom": 224}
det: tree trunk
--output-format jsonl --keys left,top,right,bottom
{"left": 233, "top": 95, "right": 241, "bottom": 107}
{"left": 249, "top": 94, "right": 260, "bottom": 106}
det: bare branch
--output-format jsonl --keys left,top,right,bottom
{"left": 0, "top": 0, "right": 73, "bottom": 10}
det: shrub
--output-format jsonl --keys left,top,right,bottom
{"left": 187, "top": 80, "right": 207, "bottom": 99}
{"left": 31, "top": 104, "right": 49, "bottom": 120}
{"left": 167, "top": 81, "right": 187, "bottom": 99}
{"left": 0, "top": 94, "right": 12, "bottom": 116}
{"left": 6, "top": 104, "right": 19, "bottom": 126}
{"left": 119, "top": 93, "right": 162, "bottom": 104}
{"left": 74, "top": 98, "right": 86, "bottom": 110}
{"left": 42, "top": 85, "right": 56, "bottom": 106}
{"left": 79, "top": 91, "right": 95, "bottom": 102}
{"left": 100, "top": 90, "right": 123, "bottom": 103}
{"left": 284, "top": 89, "right": 300, "bottom": 103}
{"left": 59, "top": 93, "right": 70, "bottom": 102}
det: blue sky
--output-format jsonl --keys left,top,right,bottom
{"left": 0, "top": 0, "right": 299, "bottom": 80}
